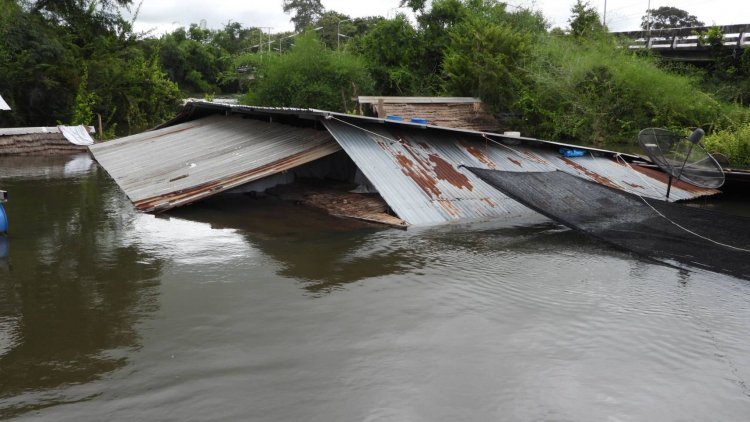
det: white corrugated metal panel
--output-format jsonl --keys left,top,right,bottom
{"left": 0, "top": 126, "right": 95, "bottom": 136}
{"left": 0, "top": 94, "right": 10, "bottom": 111}
{"left": 58, "top": 125, "right": 94, "bottom": 146}
{"left": 357, "top": 97, "right": 482, "bottom": 104}
{"left": 324, "top": 119, "right": 714, "bottom": 226}
{"left": 90, "top": 114, "right": 340, "bottom": 212}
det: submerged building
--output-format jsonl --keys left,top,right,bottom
{"left": 88, "top": 101, "right": 716, "bottom": 228}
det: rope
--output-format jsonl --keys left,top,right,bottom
{"left": 598, "top": 153, "right": 750, "bottom": 253}
{"left": 327, "top": 116, "right": 399, "bottom": 144}
{"left": 328, "top": 116, "right": 749, "bottom": 253}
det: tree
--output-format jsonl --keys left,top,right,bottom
{"left": 354, "top": 14, "right": 428, "bottom": 95}
{"left": 282, "top": 0, "right": 324, "bottom": 31}
{"left": 641, "top": 7, "right": 704, "bottom": 31}
{"left": 568, "top": 0, "right": 604, "bottom": 38}
{"left": 243, "top": 32, "right": 373, "bottom": 112}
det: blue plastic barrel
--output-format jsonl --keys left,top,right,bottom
{"left": 410, "top": 117, "right": 428, "bottom": 124}
{"left": 0, "top": 203, "right": 7, "bottom": 234}
{"left": 385, "top": 115, "right": 403, "bottom": 121}
{"left": 559, "top": 147, "right": 586, "bottom": 158}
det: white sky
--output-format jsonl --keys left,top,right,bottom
{"left": 127, "top": 0, "right": 749, "bottom": 35}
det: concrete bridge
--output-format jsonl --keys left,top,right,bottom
{"left": 613, "top": 24, "right": 750, "bottom": 62}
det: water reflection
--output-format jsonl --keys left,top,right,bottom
{"left": 0, "top": 156, "right": 164, "bottom": 418}
{"left": 169, "top": 196, "right": 427, "bottom": 294}
{"left": 0, "top": 236, "right": 8, "bottom": 271}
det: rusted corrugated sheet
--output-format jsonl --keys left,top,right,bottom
{"left": 89, "top": 114, "right": 340, "bottom": 212}
{"left": 324, "top": 119, "right": 716, "bottom": 226}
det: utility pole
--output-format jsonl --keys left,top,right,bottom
{"left": 258, "top": 27, "right": 273, "bottom": 53}
{"left": 603, "top": 0, "right": 607, "bottom": 27}
{"left": 337, "top": 19, "right": 351, "bottom": 51}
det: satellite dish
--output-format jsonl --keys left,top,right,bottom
{"left": 638, "top": 128, "right": 725, "bottom": 198}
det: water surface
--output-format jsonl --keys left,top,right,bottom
{"left": 1, "top": 154, "right": 749, "bottom": 421}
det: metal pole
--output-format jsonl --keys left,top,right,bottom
{"left": 603, "top": 0, "right": 607, "bottom": 26}
{"left": 338, "top": 19, "right": 351, "bottom": 51}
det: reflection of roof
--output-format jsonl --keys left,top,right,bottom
{"left": 90, "top": 101, "right": 717, "bottom": 226}
{"left": 0, "top": 94, "right": 10, "bottom": 111}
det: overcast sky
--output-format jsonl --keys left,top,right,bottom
{"left": 127, "top": 0, "right": 749, "bottom": 35}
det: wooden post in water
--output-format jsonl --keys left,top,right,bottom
{"left": 98, "top": 113, "right": 103, "bottom": 140}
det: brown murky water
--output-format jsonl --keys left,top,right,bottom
{"left": 1, "top": 154, "right": 750, "bottom": 421}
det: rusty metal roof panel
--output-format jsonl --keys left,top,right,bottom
{"left": 89, "top": 114, "right": 340, "bottom": 212}
{"left": 324, "top": 120, "right": 534, "bottom": 225}
{"left": 324, "top": 119, "right": 715, "bottom": 226}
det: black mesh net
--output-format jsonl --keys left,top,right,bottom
{"left": 638, "top": 128, "right": 724, "bottom": 189}
{"left": 467, "top": 167, "right": 750, "bottom": 280}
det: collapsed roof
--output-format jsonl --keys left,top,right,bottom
{"left": 89, "top": 101, "right": 717, "bottom": 227}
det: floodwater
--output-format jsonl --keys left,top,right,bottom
{"left": 1, "top": 154, "right": 750, "bottom": 421}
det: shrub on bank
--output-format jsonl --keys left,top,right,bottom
{"left": 515, "top": 35, "right": 737, "bottom": 146}
{"left": 703, "top": 123, "right": 750, "bottom": 168}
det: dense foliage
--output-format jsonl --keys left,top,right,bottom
{"left": 1, "top": 0, "right": 749, "bottom": 165}
{"left": 0, "top": 0, "right": 180, "bottom": 134}
{"left": 243, "top": 32, "right": 373, "bottom": 112}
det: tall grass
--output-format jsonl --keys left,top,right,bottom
{"left": 515, "top": 35, "right": 747, "bottom": 146}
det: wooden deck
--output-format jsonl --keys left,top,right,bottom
{"left": 271, "top": 183, "right": 407, "bottom": 229}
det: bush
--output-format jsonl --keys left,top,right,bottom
{"left": 703, "top": 123, "right": 750, "bottom": 168}
{"left": 242, "top": 32, "right": 373, "bottom": 112}
{"left": 516, "top": 35, "right": 734, "bottom": 145}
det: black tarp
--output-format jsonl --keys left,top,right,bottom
{"left": 467, "top": 167, "right": 750, "bottom": 280}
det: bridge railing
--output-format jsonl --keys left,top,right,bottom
{"left": 615, "top": 24, "right": 750, "bottom": 51}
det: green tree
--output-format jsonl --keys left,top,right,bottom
{"left": 243, "top": 32, "right": 373, "bottom": 111}
{"left": 568, "top": 0, "right": 605, "bottom": 38}
{"left": 354, "top": 14, "right": 432, "bottom": 95}
{"left": 641, "top": 6, "right": 703, "bottom": 31}
{"left": 282, "top": 0, "right": 325, "bottom": 31}
{"left": 441, "top": 2, "right": 546, "bottom": 108}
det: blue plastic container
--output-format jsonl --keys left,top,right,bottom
{"left": 559, "top": 147, "right": 586, "bottom": 158}
{"left": 385, "top": 115, "right": 403, "bottom": 121}
{"left": 410, "top": 117, "right": 429, "bottom": 124}
{"left": 0, "top": 203, "right": 7, "bottom": 234}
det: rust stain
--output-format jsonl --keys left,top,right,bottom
{"left": 460, "top": 141, "right": 498, "bottom": 169}
{"left": 630, "top": 164, "right": 718, "bottom": 195}
{"left": 480, "top": 198, "right": 497, "bottom": 208}
{"left": 508, "top": 157, "right": 522, "bottom": 167}
{"left": 523, "top": 151, "right": 548, "bottom": 165}
{"left": 394, "top": 152, "right": 442, "bottom": 198}
{"left": 559, "top": 157, "right": 621, "bottom": 190}
{"left": 435, "top": 199, "right": 460, "bottom": 217}
{"left": 429, "top": 153, "right": 473, "bottom": 191}
{"left": 623, "top": 181, "right": 645, "bottom": 189}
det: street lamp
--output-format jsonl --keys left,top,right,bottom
{"left": 337, "top": 18, "right": 351, "bottom": 51}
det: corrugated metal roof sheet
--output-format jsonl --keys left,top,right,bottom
{"left": 357, "top": 96, "right": 482, "bottom": 104}
{"left": 0, "top": 94, "right": 10, "bottom": 111}
{"left": 89, "top": 114, "right": 340, "bottom": 212}
{"left": 324, "top": 119, "right": 714, "bottom": 226}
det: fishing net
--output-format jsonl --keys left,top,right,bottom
{"left": 467, "top": 167, "right": 750, "bottom": 280}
